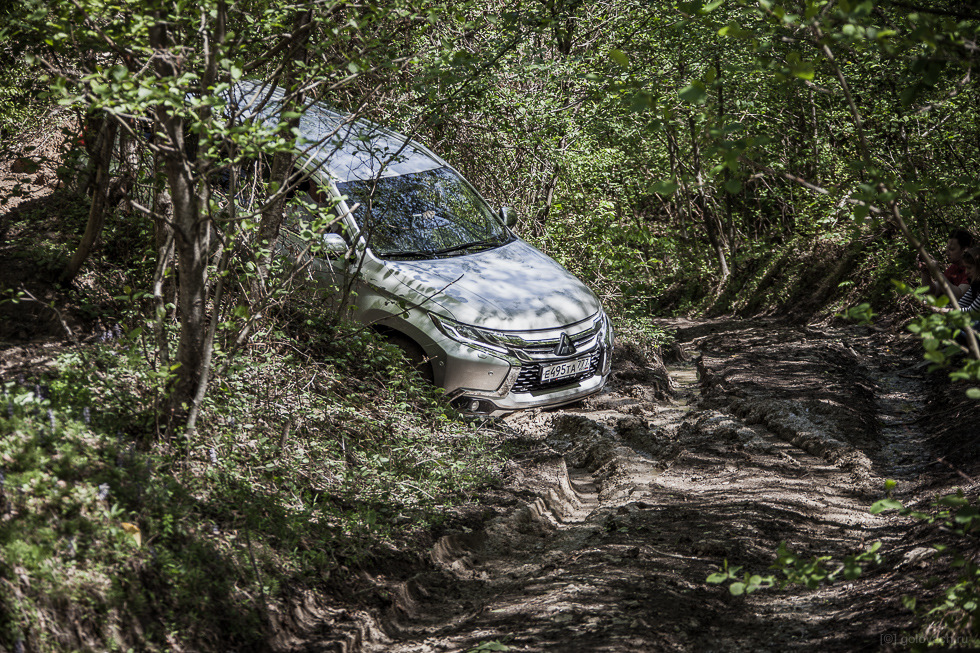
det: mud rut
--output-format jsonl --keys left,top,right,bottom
{"left": 306, "top": 318, "right": 948, "bottom": 652}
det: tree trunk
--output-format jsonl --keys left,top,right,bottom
{"left": 255, "top": 9, "right": 313, "bottom": 292}
{"left": 151, "top": 18, "right": 210, "bottom": 424}
{"left": 532, "top": 158, "right": 562, "bottom": 236}
{"left": 61, "top": 117, "right": 117, "bottom": 284}
{"left": 151, "top": 156, "right": 175, "bottom": 374}
{"left": 687, "top": 114, "right": 729, "bottom": 279}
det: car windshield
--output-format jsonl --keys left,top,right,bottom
{"left": 336, "top": 167, "right": 511, "bottom": 258}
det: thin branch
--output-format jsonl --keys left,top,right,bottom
{"left": 17, "top": 289, "right": 79, "bottom": 345}
{"left": 737, "top": 155, "right": 883, "bottom": 214}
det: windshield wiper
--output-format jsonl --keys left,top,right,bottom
{"left": 378, "top": 249, "right": 436, "bottom": 259}
{"left": 427, "top": 235, "right": 505, "bottom": 257}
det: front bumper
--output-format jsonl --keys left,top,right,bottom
{"left": 439, "top": 312, "right": 614, "bottom": 417}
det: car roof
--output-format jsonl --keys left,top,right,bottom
{"left": 228, "top": 80, "right": 444, "bottom": 183}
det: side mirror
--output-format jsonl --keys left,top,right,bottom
{"left": 322, "top": 233, "right": 349, "bottom": 256}
{"left": 500, "top": 206, "right": 518, "bottom": 227}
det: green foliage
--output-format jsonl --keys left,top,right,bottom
{"left": 0, "top": 316, "right": 499, "bottom": 650}
{"left": 613, "top": 313, "right": 675, "bottom": 363}
{"left": 0, "top": 55, "right": 45, "bottom": 140}
{"left": 709, "top": 484, "right": 980, "bottom": 644}
{"left": 705, "top": 560, "right": 774, "bottom": 596}
{"left": 1, "top": 192, "right": 90, "bottom": 274}
{"left": 871, "top": 487, "right": 980, "bottom": 645}
{"left": 838, "top": 302, "right": 875, "bottom": 325}
{"left": 894, "top": 280, "right": 980, "bottom": 387}
{"left": 707, "top": 540, "right": 882, "bottom": 596}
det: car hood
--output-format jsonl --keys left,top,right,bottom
{"left": 381, "top": 239, "right": 601, "bottom": 331}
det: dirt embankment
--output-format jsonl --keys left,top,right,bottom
{"left": 291, "top": 317, "right": 980, "bottom": 652}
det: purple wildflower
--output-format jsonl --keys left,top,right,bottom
{"left": 113, "top": 324, "right": 123, "bottom": 339}
{"left": 97, "top": 483, "right": 110, "bottom": 501}
{"left": 6, "top": 402, "right": 12, "bottom": 419}
{"left": 83, "top": 406, "right": 90, "bottom": 425}
{"left": 48, "top": 408, "right": 55, "bottom": 432}
{"left": 209, "top": 448, "right": 218, "bottom": 464}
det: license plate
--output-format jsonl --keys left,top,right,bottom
{"left": 540, "top": 356, "right": 591, "bottom": 383}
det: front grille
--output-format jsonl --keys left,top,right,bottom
{"left": 514, "top": 324, "right": 601, "bottom": 356}
{"left": 511, "top": 347, "right": 602, "bottom": 393}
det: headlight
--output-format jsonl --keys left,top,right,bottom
{"left": 430, "top": 314, "right": 510, "bottom": 354}
{"left": 606, "top": 313, "right": 615, "bottom": 372}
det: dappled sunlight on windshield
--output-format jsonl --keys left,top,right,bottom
{"left": 338, "top": 167, "right": 509, "bottom": 257}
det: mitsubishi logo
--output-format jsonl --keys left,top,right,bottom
{"left": 554, "top": 333, "right": 576, "bottom": 356}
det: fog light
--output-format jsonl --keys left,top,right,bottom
{"left": 451, "top": 397, "right": 498, "bottom": 415}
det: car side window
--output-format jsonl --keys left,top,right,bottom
{"left": 287, "top": 171, "right": 356, "bottom": 251}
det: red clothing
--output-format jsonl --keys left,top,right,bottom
{"left": 946, "top": 263, "right": 969, "bottom": 287}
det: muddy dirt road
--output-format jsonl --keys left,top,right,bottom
{"left": 296, "top": 318, "right": 972, "bottom": 652}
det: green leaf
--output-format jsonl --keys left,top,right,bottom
{"left": 724, "top": 179, "right": 742, "bottom": 194}
{"left": 679, "top": 82, "right": 707, "bottom": 104}
{"left": 870, "top": 498, "right": 904, "bottom": 514}
{"left": 899, "top": 84, "right": 921, "bottom": 109}
{"left": 651, "top": 180, "right": 680, "bottom": 196}
{"left": 937, "top": 494, "right": 969, "bottom": 507}
{"left": 706, "top": 572, "right": 729, "bottom": 583}
{"left": 729, "top": 582, "right": 746, "bottom": 596}
{"left": 953, "top": 507, "right": 980, "bottom": 524}
{"left": 967, "top": 388, "right": 980, "bottom": 399}
{"left": 609, "top": 49, "right": 629, "bottom": 68}
{"left": 791, "top": 62, "right": 815, "bottom": 81}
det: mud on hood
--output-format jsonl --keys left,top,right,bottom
{"left": 382, "top": 239, "right": 601, "bottom": 331}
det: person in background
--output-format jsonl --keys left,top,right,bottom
{"left": 919, "top": 229, "right": 974, "bottom": 299}
{"left": 950, "top": 246, "right": 980, "bottom": 352}
{"left": 957, "top": 247, "right": 980, "bottom": 312}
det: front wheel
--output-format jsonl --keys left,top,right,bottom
{"left": 385, "top": 333, "right": 435, "bottom": 384}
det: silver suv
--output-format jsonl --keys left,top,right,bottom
{"left": 231, "top": 82, "right": 613, "bottom": 415}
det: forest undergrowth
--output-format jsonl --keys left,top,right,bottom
{"left": 0, "top": 182, "right": 526, "bottom": 650}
